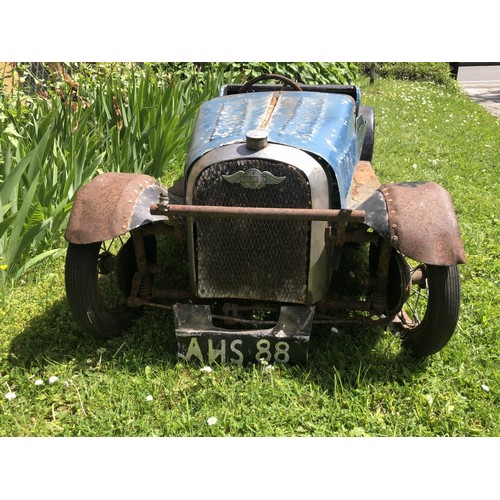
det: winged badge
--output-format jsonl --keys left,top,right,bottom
{"left": 222, "top": 168, "right": 286, "bottom": 190}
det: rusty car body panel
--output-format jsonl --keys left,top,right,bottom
{"left": 380, "top": 181, "right": 466, "bottom": 266}
{"left": 353, "top": 180, "right": 466, "bottom": 266}
{"left": 65, "top": 172, "right": 168, "bottom": 245}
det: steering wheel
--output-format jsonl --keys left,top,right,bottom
{"left": 239, "top": 73, "right": 303, "bottom": 93}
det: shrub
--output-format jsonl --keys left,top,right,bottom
{"left": 142, "top": 62, "right": 360, "bottom": 86}
{"left": 360, "top": 62, "right": 455, "bottom": 85}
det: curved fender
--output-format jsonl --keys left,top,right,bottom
{"left": 65, "top": 172, "right": 168, "bottom": 244}
{"left": 358, "top": 181, "right": 466, "bottom": 266}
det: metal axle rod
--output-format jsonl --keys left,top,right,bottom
{"left": 150, "top": 202, "right": 366, "bottom": 223}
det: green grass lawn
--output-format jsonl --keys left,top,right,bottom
{"left": 0, "top": 78, "right": 499, "bottom": 438}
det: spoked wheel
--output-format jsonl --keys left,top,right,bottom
{"left": 65, "top": 233, "right": 156, "bottom": 339}
{"left": 395, "top": 261, "right": 461, "bottom": 357}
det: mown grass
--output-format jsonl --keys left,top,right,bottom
{"left": 0, "top": 77, "right": 499, "bottom": 438}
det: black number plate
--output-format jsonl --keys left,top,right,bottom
{"left": 174, "top": 304, "right": 314, "bottom": 365}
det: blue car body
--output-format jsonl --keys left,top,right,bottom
{"left": 185, "top": 90, "right": 364, "bottom": 208}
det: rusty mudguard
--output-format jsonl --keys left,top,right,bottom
{"left": 65, "top": 172, "right": 168, "bottom": 244}
{"left": 357, "top": 181, "right": 466, "bottom": 266}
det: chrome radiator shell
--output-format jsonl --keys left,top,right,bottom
{"left": 185, "top": 143, "right": 330, "bottom": 304}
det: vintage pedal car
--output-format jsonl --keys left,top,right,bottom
{"left": 64, "top": 74, "right": 466, "bottom": 364}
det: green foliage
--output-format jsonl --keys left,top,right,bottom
{"left": 225, "top": 62, "right": 360, "bottom": 85}
{"left": 0, "top": 99, "right": 77, "bottom": 281}
{"left": 0, "top": 63, "right": 226, "bottom": 281}
{"left": 140, "top": 62, "right": 360, "bottom": 85}
{"left": 360, "top": 62, "right": 455, "bottom": 86}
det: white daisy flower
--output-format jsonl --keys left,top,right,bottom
{"left": 200, "top": 366, "right": 213, "bottom": 373}
{"left": 146, "top": 395, "right": 153, "bottom": 401}
{"left": 5, "top": 391, "right": 16, "bottom": 401}
{"left": 207, "top": 416, "right": 218, "bottom": 426}
{"left": 481, "top": 384, "right": 490, "bottom": 392}
{"left": 48, "top": 376, "right": 59, "bottom": 384}
{"left": 34, "top": 379, "right": 44, "bottom": 386}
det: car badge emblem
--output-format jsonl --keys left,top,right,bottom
{"left": 222, "top": 168, "right": 286, "bottom": 190}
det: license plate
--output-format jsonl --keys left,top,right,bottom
{"left": 174, "top": 304, "right": 314, "bottom": 365}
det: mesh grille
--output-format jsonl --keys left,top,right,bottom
{"left": 192, "top": 159, "right": 311, "bottom": 303}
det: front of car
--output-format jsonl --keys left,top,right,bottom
{"left": 183, "top": 84, "right": 365, "bottom": 307}
{"left": 64, "top": 74, "right": 466, "bottom": 364}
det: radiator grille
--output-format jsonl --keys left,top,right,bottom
{"left": 192, "top": 158, "right": 311, "bottom": 303}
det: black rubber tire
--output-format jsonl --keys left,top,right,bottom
{"left": 65, "top": 235, "right": 156, "bottom": 339}
{"left": 399, "top": 264, "right": 461, "bottom": 357}
{"left": 359, "top": 105, "right": 375, "bottom": 162}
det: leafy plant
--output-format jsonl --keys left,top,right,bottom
{"left": 0, "top": 63, "right": 227, "bottom": 282}
{"left": 226, "top": 61, "right": 359, "bottom": 84}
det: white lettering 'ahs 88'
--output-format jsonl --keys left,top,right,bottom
{"left": 184, "top": 338, "right": 290, "bottom": 364}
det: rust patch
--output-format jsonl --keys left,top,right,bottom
{"left": 379, "top": 182, "right": 466, "bottom": 265}
{"left": 258, "top": 93, "right": 280, "bottom": 129}
{"left": 347, "top": 160, "right": 381, "bottom": 207}
{"left": 65, "top": 173, "right": 167, "bottom": 244}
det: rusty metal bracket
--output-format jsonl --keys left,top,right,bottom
{"left": 370, "top": 238, "right": 392, "bottom": 314}
{"left": 129, "top": 228, "right": 153, "bottom": 301}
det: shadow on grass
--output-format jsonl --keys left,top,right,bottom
{"left": 7, "top": 292, "right": 428, "bottom": 392}
{"left": 7, "top": 296, "right": 180, "bottom": 373}
{"left": 305, "top": 323, "right": 429, "bottom": 393}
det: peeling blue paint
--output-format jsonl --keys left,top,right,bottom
{"left": 185, "top": 91, "right": 360, "bottom": 206}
